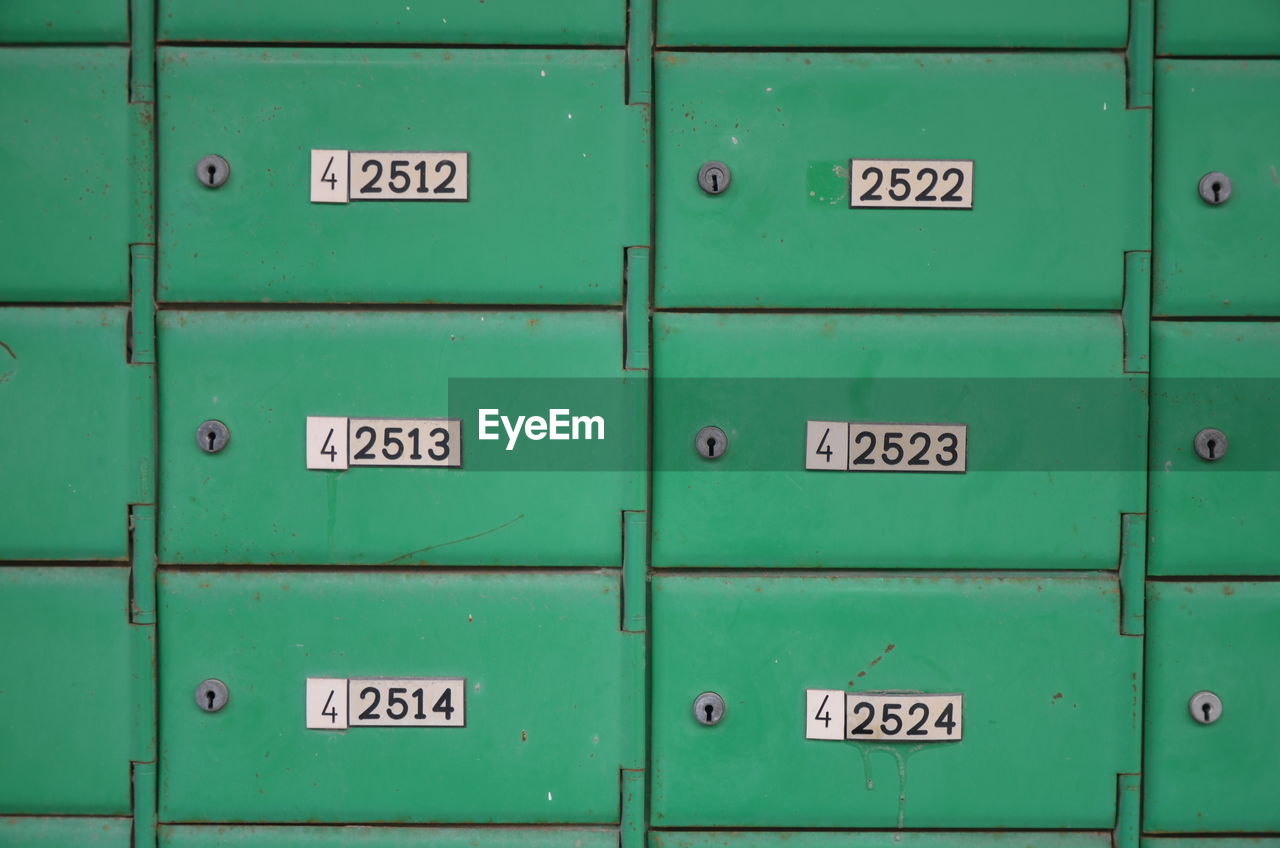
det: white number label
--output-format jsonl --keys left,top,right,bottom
{"left": 805, "top": 689, "right": 846, "bottom": 740}
{"left": 349, "top": 678, "right": 465, "bottom": 727}
{"left": 850, "top": 159, "right": 973, "bottom": 209}
{"left": 846, "top": 693, "right": 962, "bottom": 741}
{"left": 306, "top": 417, "right": 462, "bottom": 470}
{"left": 804, "top": 421, "right": 849, "bottom": 471}
{"left": 306, "top": 678, "right": 350, "bottom": 729}
{"left": 306, "top": 678, "right": 465, "bottom": 729}
{"left": 311, "top": 149, "right": 469, "bottom": 204}
{"left": 310, "top": 150, "right": 350, "bottom": 204}
{"left": 805, "top": 421, "right": 966, "bottom": 473}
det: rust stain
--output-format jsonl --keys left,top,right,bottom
{"left": 1052, "top": 692, "right": 1063, "bottom": 700}
{"left": 1223, "top": 584, "right": 1235, "bottom": 595}
{"left": 521, "top": 730, "right": 527, "bottom": 742}
{"left": 854, "top": 644, "right": 896, "bottom": 679}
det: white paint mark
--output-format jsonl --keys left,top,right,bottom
{"left": 1103, "top": 102, "right": 1109, "bottom": 110}
{"left": 766, "top": 87, "right": 773, "bottom": 92}
{"left": 540, "top": 70, "right": 546, "bottom": 77}
{"left": 547, "top": 792, "right": 553, "bottom": 801}
{"left": 567, "top": 113, "right": 573, "bottom": 119}
{"left": 731, "top": 136, "right": 739, "bottom": 144}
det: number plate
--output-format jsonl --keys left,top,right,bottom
{"left": 306, "top": 677, "right": 465, "bottom": 729}
{"left": 804, "top": 688, "right": 847, "bottom": 740}
{"left": 306, "top": 416, "right": 462, "bottom": 470}
{"left": 850, "top": 159, "right": 973, "bottom": 209}
{"left": 846, "top": 693, "right": 962, "bottom": 741}
{"left": 310, "top": 149, "right": 469, "bottom": 204}
{"left": 805, "top": 689, "right": 962, "bottom": 742}
{"left": 805, "top": 421, "right": 966, "bottom": 473}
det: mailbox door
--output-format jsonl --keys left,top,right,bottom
{"left": 651, "top": 574, "right": 1140, "bottom": 828}
{"left": 0, "top": 308, "right": 144, "bottom": 561}
{"left": 0, "top": 49, "right": 132, "bottom": 302}
{"left": 158, "top": 48, "right": 645, "bottom": 305}
{"left": 1145, "top": 582, "right": 1280, "bottom": 831}
{"left": 157, "top": 309, "right": 643, "bottom": 566}
{"left": 655, "top": 52, "right": 1148, "bottom": 310}
{"left": 0, "top": 818, "right": 130, "bottom": 848}
{"left": 0, "top": 568, "right": 134, "bottom": 815}
{"left": 1157, "top": 1, "right": 1280, "bottom": 56}
{"left": 0, "top": 3, "right": 127, "bottom": 41}
{"left": 159, "top": 570, "right": 636, "bottom": 823}
{"left": 1154, "top": 61, "right": 1280, "bottom": 316}
{"left": 657, "top": 0, "right": 1128, "bottom": 48}
{"left": 652, "top": 312, "right": 1146, "bottom": 569}
{"left": 1148, "top": 322, "right": 1280, "bottom": 576}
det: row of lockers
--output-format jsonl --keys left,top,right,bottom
{"left": 1, "top": 0, "right": 1278, "bottom": 52}
{"left": 1, "top": 567, "right": 1273, "bottom": 833}
{"left": 1, "top": 46, "right": 1278, "bottom": 314}
{"left": 3, "top": 307, "right": 1275, "bottom": 575}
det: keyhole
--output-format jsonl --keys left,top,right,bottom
{"left": 1202, "top": 702, "right": 1213, "bottom": 722}
{"left": 706, "top": 437, "right": 717, "bottom": 457}
{"left": 1211, "top": 181, "right": 1222, "bottom": 203}
{"left": 206, "top": 429, "right": 217, "bottom": 451}
{"left": 704, "top": 703, "right": 715, "bottom": 723}
{"left": 710, "top": 172, "right": 720, "bottom": 192}
{"left": 206, "top": 164, "right": 218, "bottom": 185}
{"left": 1206, "top": 438, "right": 1217, "bottom": 459}
{"left": 206, "top": 689, "right": 216, "bottom": 710}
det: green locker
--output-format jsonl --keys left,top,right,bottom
{"left": 0, "top": 2, "right": 128, "bottom": 43}
{"left": 0, "top": 49, "right": 133, "bottom": 302}
{"left": 657, "top": 0, "right": 1128, "bottom": 47}
{"left": 654, "top": 835, "right": 1112, "bottom": 848}
{"left": 653, "top": 312, "right": 1146, "bottom": 569}
{"left": 157, "top": 310, "right": 643, "bottom": 566}
{"left": 157, "top": 48, "right": 646, "bottom": 305}
{"left": 1148, "top": 322, "right": 1280, "bottom": 576}
{"left": 0, "top": 818, "right": 131, "bottom": 848}
{"left": 656, "top": 52, "right": 1148, "bottom": 310}
{"left": 1145, "top": 582, "right": 1280, "bottom": 832}
{"left": 159, "top": 571, "right": 638, "bottom": 823}
{"left": 160, "top": 826, "right": 617, "bottom": 847}
{"left": 1154, "top": 61, "right": 1280, "bottom": 316}
{"left": 651, "top": 574, "right": 1140, "bottom": 828}
{"left": 158, "top": 0, "right": 625, "bottom": 45}
{"left": 0, "top": 308, "right": 146, "bottom": 561}
{"left": 0, "top": 568, "right": 136, "bottom": 815}
{"left": 1157, "top": 1, "right": 1280, "bottom": 55}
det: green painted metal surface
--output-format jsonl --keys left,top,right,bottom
{"left": 1154, "top": 61, "right": 1280, "bottom": 316}
{"left": 0, "top": 49, "right": 132, "bottom": 302}
{"left": 0, "top": 817, "right": 131, "bottom": 847}
{"left": 1148, "top": 322, "right": 1280, "bottom": 576}
{"left": 1157, "top": 0, "right": 1280, "bottom": 55}
{"left": 1145, "top": 582, "right": 1280, "bottom": 832}
{"left": 157, "top": 310, "right": 643, "bottom": 565}
{"left": 0, "top": 568, "right": 134, "bottom": 815}
{"left": 1143, "top": 841, "right": 1280, "bottom": 848}
{"left": 656, "top": 52, "right": 1148, "bottom": 309}
{"left": 161, "top": 826, "right": 617, "bottom": 847}
{"left": 0, "top": 308, "right": 140, "bottom": 561}
{"left": 159, "top": 0, "right": 624, "bottom": 44}
{"left": 652, "top": 312, "right": 1146, "bottom": 569}
{"left": 157, "top": 48, "right": 645, "bottom": 305}
{"left": 653, "top": 834, "right": 1111, "bottom": 848}
{"left": 651, "top": 574, "right": 1140, "bottom": 828}
{"left": 0, "top": 3, "right": 128, "bottom": 43}
{"left": 159, "top": 570, "right": 634, "bottom": 823}
{"left": 658, "top": 0, "right": 1127, "bottom": 47}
